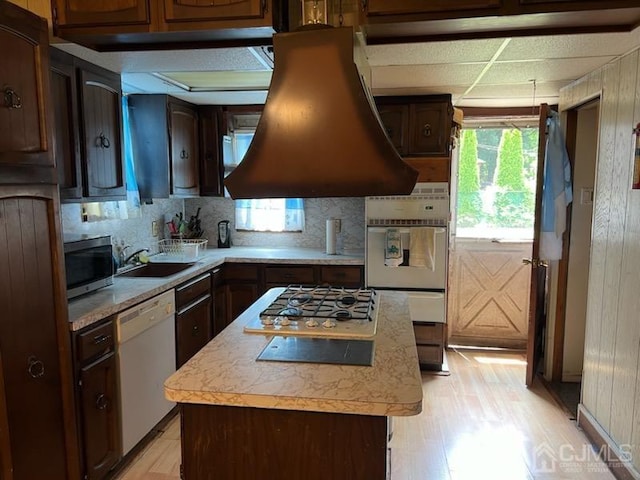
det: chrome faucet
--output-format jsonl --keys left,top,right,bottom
{"left": 124, "top": 248, "right": 149, "bottom": 266}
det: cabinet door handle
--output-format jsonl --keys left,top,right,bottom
{"left": 93, "top": 334, "right": 110, "bottom": 345}
{"left": 27, "top": 356, "right": 45, "bottom": 378}
{"left": 180, "top": 149, "right": 189, "bottom": 159}
{"left": 385, "top": 126, "right": 393, "bottom": 137}
{"left": 361, "top": 0, "right": 367, "bottom": 11}
{"left": 192, "top": 325, "right": 200, "bottom": 336}
{"left": 95, "top": 393, "right": 109, "bottom": 410}
{"left": 96, "top": 133, "right": 111, "bottom": 149}
{"left": 3, "top": 88, "right": 22, "bottom": 109}
{"left": 422, "top": 124, "right": 432, "bottom": 137}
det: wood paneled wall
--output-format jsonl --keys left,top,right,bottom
{"left": 560, "top": 48, "right": 640, "bottom": 469}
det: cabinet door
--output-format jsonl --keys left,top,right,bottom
{"left": 0, "top": 3, "right": 54, "bottom": 174}
{"left": 164, "top": 0, "right": 266, "bottom": 23}
{"left": 376, "top": 104, "right": 409, "bottom": 155}
{"left": 198, "top": 106, "right": 223, "bottom": 196}
{"left": 0, "top": 350, "right": 12, "bottom": 479}
{"left": 0, "top": 186, "right": 75, "bottom": 480}
{"left": 319, "top": 266, "right": 363, "bottom": 288}
{"left": 227, "top": 283, "right": 259, "bottom": 325}
{"left": 53, "top": 0, "right": 149, "bottom": 27}
{"left": 264, "top": 266, "right": 315, "bottom": 287}
{"left": 408, "top": 102, "right": 452, "bottom": 156}
{"left": 79, "top": 68, "right": 126, "bottom": 200}
{"left": 79, "top": 353, "right": 120, "bottom": 480}
{"left": 51, "top": 49, "right": 82, "bottom": 201}
{"left": 365, "top": 0, "right": 501, "bottom": 15}
{"left": 176, "top": 295, "right": 213, "bottom": 368}
{"left": 170, "top": 102, "right": 199, "bottom": 197}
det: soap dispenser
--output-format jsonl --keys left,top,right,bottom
{"left": 217, "top": 220, "right": 231, "bottom": 248}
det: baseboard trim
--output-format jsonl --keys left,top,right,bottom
{"left": 577, "top": 404, "right": 640, "bottom": 480}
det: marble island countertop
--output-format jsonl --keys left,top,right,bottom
{"left": 164, "top": 288, "right": 423, "bottom": 417}
{"left": 67, "top": 246, "right": 363, "bottom": 331}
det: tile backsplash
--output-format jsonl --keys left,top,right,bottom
{"left": 61, "top": 196, "right": 365, "bottom": 253}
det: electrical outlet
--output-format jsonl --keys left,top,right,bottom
{"left": 152, "top": 221, "right": 159, "bottom": 237}
{"left": 335, "top": 219, "right": 341, "bottom": 233}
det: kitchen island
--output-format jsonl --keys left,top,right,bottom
{"left": 164, "top": 288, "right": 422, "bottom": 480}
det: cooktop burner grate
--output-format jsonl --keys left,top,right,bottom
{"left": 244, "top": 286, "right": 379, "bottom": 338}
{"left": 259, "top": 285, "right": 376, "bottom": 322}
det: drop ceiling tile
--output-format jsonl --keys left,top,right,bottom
{"left": 466, "top": 81, "right": 570, "bottom": 98}
{"left": 478, "top": 57, "right": 613, "bottom": 85}
{"left": 52, "top": 43, "right": 266, "bottom": 73}
{"left": 366, "top": 38, "right": 507, "bottom": 66}
{"left": 372, "top": 63, "right": 485, "bottom": 89}
{"left": 457, "top": 96, "right": 559, "bottom": 108}
{"left": 158, "top": 71, "right": 272, "bottom": 90}
{"left": 499, "top": 30, "right": 640, "bottom": 61}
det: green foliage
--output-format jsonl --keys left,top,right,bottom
{"left": 459, "top": 129, "right": 480, "bottom": 193}
{"left": 495, "top": 129, "right": 526, "bottom": 191}
{"left": 457, "top": 130, "right": 483, "bottom": 227}
{"left": 492, "top": 129, "right": 532, "bottom": 227}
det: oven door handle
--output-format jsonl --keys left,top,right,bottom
{"left": 367, "top": 227, "right": 446, "bottom": 234}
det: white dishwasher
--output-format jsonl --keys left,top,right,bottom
{"left": 116, "top": 289, "right": 176, "bottom": 456}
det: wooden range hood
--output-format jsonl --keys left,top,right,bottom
{"left": 224, "top": 26, "right": 418, "bottom": 199}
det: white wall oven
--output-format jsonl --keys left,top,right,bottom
{"left": 365, "top": 182, "right": 449, "bottom": 326}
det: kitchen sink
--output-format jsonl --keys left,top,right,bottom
{"left": 117, "top": 262, "right": 195, "bottom": 278}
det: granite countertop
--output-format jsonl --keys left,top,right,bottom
{"left": 164, "top": 289, "right": 423, "bottom": 417}
{"left": 67, "top": 247, "right": 364, "bottom": 331}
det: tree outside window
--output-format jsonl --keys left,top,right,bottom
{"left": 456, "top": 125, "right": 538, "bottom": 240}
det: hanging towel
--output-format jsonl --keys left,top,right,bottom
{"left": 540, "top": 111, "right": 573, "bottom": 261}
{"left": 384, "top": 229, "right": 403, "bottom": 267}
{"left": 409, "top": 227, "right": 436, "bottom": 270}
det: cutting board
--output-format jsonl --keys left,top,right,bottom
{"left": 256, "top": 336, "right": 375, "bottom": 367}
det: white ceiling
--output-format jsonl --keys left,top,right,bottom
{"left": 52, "top": 26, "right": 640, "bottom": 108}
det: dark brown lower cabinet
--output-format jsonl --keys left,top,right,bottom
{"left": 181, "top": 404, "right": 388, "bottom": 480}
{"left": 176, "top": 274, "right": 213, "bottom": 368}
{"left": 74, "top": 318, "right": 120, "bottom": 480}
{"left": 79, "top": 353, "right": 120, "bottom": 480}
{"left": 176, "top": 296, "right": 213, "bottom": 368}
{"left": 0, "top": 185, "right": 80, "bottom": 480}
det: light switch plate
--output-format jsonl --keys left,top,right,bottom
{"left": 152, "top": 221, "right": 159, "bottom": 237}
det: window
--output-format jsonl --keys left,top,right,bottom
{"left": 224, "top": 130, "right": 305, "bottom": 232}
{"left": 456, "top": 120, "right": 538, "bottom": 240}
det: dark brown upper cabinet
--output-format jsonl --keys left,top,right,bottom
{"left": 51, "top": 49, "right": 82, "bottom": 201}
{"left": 128, "top": 94, "right": 200, "bottom": 202}
{"left": 0, "top": 1, "right": 55, "bottom": 185}
{"left": 361, "top": 0, "right": 640, "bottom": 44}
{"left": 51, "top": 50, "right": 125, "bottom": 202}
{"left": 376, "top": 95, "right": 453, "bottom": 157}
{"left": 52, "top": 0, "right": 282, "bottom": 51}
{"left": 365, "top": 0, "right": 501, "bottom": 16}
{"left": 198, "top": 106, "right": 224, "bottom": 197}
{"left": 79, "top": 63, "right": 126, "bottom": 201}
{"left": 376, "top": 104, "right": 409, "bottom": 155}
{"left": 164, "top": 0, "right": 266, "bottom": 23}
{"left": 169, "top": 101, "right": 199, "bottom": 197}
{"left": 53, "top": 0, "right": 150, "bottom": 27}
{"left": 408, "top": 102, "right": 453, "bottom": 156}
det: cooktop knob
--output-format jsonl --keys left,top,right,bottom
{"left": 279, "top": 317, "right": 291, "bottom": 326}
{"left": 305, "top": 319, "right": 319, "bottom": 328}
{"left": 261, "top": 317, "right": 275, "bottom": 326}
{"left": 322, "top": 319, "right": 336, "bottom": 329}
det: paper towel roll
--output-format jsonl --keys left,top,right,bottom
{"left": 326, "top": 219, "right": 337, "bottom": 255}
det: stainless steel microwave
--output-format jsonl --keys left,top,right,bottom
{"left": 64, "top": 234, "right": 114, "bottom": 300}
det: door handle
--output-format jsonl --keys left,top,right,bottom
{"left": 522, "top": 258, "right": 548, "bottom": 268}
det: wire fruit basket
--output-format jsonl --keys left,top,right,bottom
{"left": 156, "top": 239, "right": 208, "bottom": 262}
